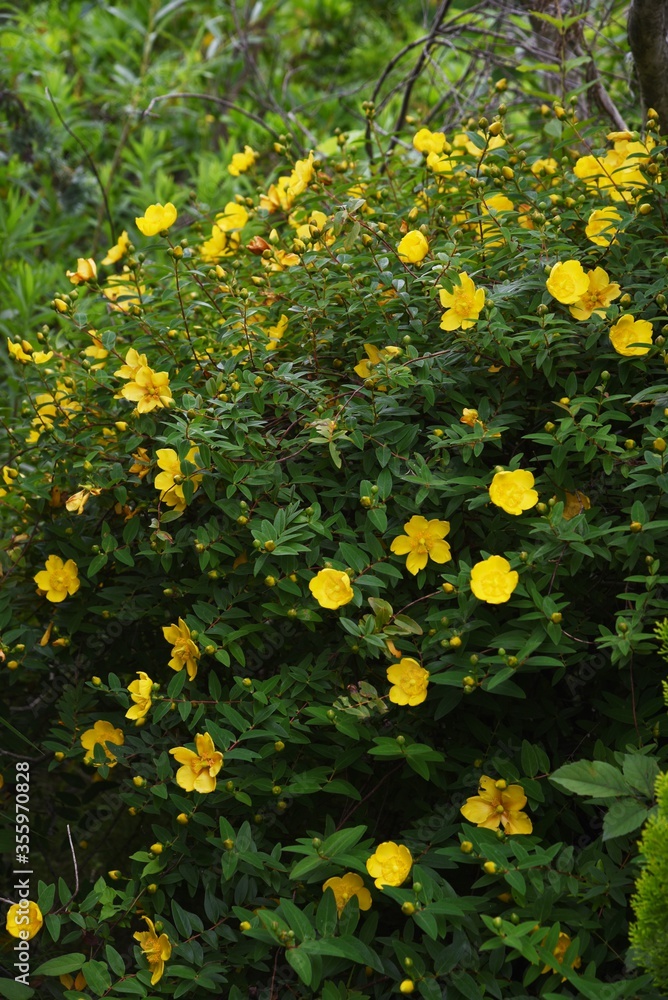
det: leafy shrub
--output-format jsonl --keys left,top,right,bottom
{"left": 2, "top": 99, "right": 668, "bottom": 1000}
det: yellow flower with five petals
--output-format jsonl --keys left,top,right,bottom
{"left": 460, "top": 775, "right": 533, "bottom": 834}
{"left": 169, "top": 733, "right": 224, "bottom": 793}
{"left": 390, "top": 515, "right": 451, "bottom": 575}
{"left": 439, "top": 272, "right": 485, "bottom": 331}
{"left": 322, "top": 873, "right": 372, "bottom": 915}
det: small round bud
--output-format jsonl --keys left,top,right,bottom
{"left": 240, "top": 920, "right": 251, "bottom": 931}
{"left": 147, "top": 883, "right": 158, "bottom": 894}
{"left": 483, "top": 861, "right": 497, "bottom": 875}
{"left": 108, "top": 870, "right": 122, "bottom": 881}
{"left": 264, "top": 575, "right": 276, "bottom": 587}
{"left": 54, "top": 751, "right": 65, "bottom": 761}
{"left": 242, "top": 677, "right": 252, "bottom": 687}
{"left": 401, "top": 902, "right": 416, "bottom": 915}
{"left": 176, "top": 813, "right": 189, "bottom": 825}
{"left": 133, "top": 775, "right": 145, "bottom": 788}
{"left": 460, "top": 840, "right": 474, "bottom": 853}
{"left": 493, "top": 916, "right": 503, "bottom": 928}
{"left": 150, "top": 843, "right": 163, "bottom": 855}
{"left": 653, "top": 437, "right": 667, "bottom": 452}
{"left": 630, "top": 521, "right": 643, "bottom": 533}
{"left": 92, "top": 676, "right": 102, "bottom": 686}
{"left": 399, "top": 980, "right": 415, "bottom": 994}
{"left": 412, "top": 882, "right": 422, "bottom": 893}
{"left": 223, "top": 838, "right": 235, "bottom": 850}
{"left": 449, "top": 636, "right": 462, "bottom": 648}
{"left": 274, "top": 740, "right": 285, "bottom": 752}
{"left": 550, "top": 612, "right": 562, "bottom": 624}
{"left": 624, "top": 439, "right": 636, "bottom": 450}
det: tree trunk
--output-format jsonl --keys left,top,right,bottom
{"left": 628, "top": 0, "right": 668, "bottom": 129}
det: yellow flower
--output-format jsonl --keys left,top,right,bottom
{"left": 489, "top": 470, "right": 538, "bottom": 516}
{"left": 266, "top": 314, "right": 289, "bottom": 350}
{"left": 354, "top": 343, "right": 401, "bottom": 382}
{"left": 562, "top": 490, "right": 591, "bottom": 520}
{"left": 59, "top": 972, "right": 87, "bottom": 991}
{"left": 129, "top": 447, "right": 152, "bottom": 479}
{"left": 260, "top": 176, "right": 294, "bottom": 213}
{"left": 103, "top": 273, "right": 145, "bottom": 312}
{"left": 609, "top": 315, "right": 653, "bottom": 356}
{"left": 390, "top": 515, "right": 451, "bottom": 576}
{"left": 366, "top": 841, "right": 413, "bottom": 890}
{"left": 120, "top": 366, "right": 173, "bottom": 413}
{"left": 426, "top": 151, "right": 460, "bottom": 175}
{"left": 199, "top": 225, "right": 239, "bottom": 262}
{"left": 65, "top": 488, "right": 101, "bottom": 515}
{"left": 309, "top": 568, "right": 354, "bottom": 609}
{"left": 34, "top": 554, "right": 80, "bottom": 603}
{"left": 216, "top": 202, "right": 249, "bottom": 233}
{"left": 439, "top": 272, "right": 485, "bottom": 331}
{"left": 115, "top": 348, "right": 148, "bottom": 380}
{"left": 5, "top": 901, "right": 43, "bottom": 940}
{"left": 460, "top": 775, "right": 533, "bottom": 834}
{"left": 569, "top": 267, "right": 621, "bottom": 320}
{"left": 135, "top": 202, "right": 177, "bottom": 236}
{"left": 102, "top": 231, "right": 130, "bottom": 265}
{"left": 80, "top": 720, "right": 125, "bottom": 766}
{"left": 263, "top": 248, "right": 300, "bottom": 271}
{"left": 289, "top": 151, "right": 315, "bottom": 196}
{"left": 480, "top": 193, "right": 514, "bottom": 245}
{"left": 585, "top": 207, "right": 621, "bottom": 246}
{"left": 397, "top": 230, "right": 429, "bottom": 264}
{"left": 163, "top": 617, "right": 200, "bottom": 680}
{"left": 154, "top": 447, "right": 203, "bottom": 510}
{"left": 541, "top": 931, "right": 582, "bottom": 978}
{"left": 412, "top": 128, "right": 447, "bottom": 155}
{"left": 133, "top": 916, "right": 172, "bottom": 985}
{"left": 126, "top": 671, "right": 153, "bottom": 720}
{"left": 228, "top": 145, "right": 258, "bottom": 176}
{"left": 463, "top": 131, "right": 505, "bottom": 157}
{"left": 169, "top": 733, "right": 224, "bottom": 793}
{"left": 386, "top": 657, "right": 430, "bottom": 706}
{"left": 470, "top": 555, "right": 518, "bottom": 604}
{"left": 530, "top": 157, "right": 558, "bottom": 177}
{"left": 7, "top": 339, "right": 32, "bottom": 363}
{"left": 460, "top": 408, "right": 479, "bottom": 427}
{"left": 546, "top": 260, "right": 589, "bottom": 304}
{"left": 33, "top": 350, "right": 54, "bottom": 364}
{"left": 322, "top": 873, "right": 372, "bottom": 915}
{"left": 66, "top": 257, "right": 97, "bottom": 284}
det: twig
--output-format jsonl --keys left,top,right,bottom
{"left": 66, "top": 824, "right": 80, "bottom": 897}
{"left": 141, "top": 92, "right": 284, "bottom": 143}
{"left": 46, "top": 88, "right": 115, "bottom": 248}
{"left": 385, "top": 0, "right": 454, "bottom": 162}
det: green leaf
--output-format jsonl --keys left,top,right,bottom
{"left": 32, "top": 953, "right": 86, "bottom": 976}
{"left": 105, "top": 944, "right": 126, "bottom": 977}
{"left": 622, "top": 754, "right": 660, "bottom": 798}
{"left": 602, "top": 798, "right": 649, "bottom": 841}
{"left": 81, "top": 959, "right": 112, "bottom": 996}
{"left": 278, "top": 898, "right": 315, "bottom": 941}
{"left": 316, "top": 887, "right": 338, "bottom": 937}
{"left": 549, "top": 760, "right": 632, "bottom": 799}
{"left": 87, "top": 553, "right": 108, "bottom": 577}
{"left": 300, "top": 935, "right": 383, "bottom": 972}
{"left": 286, "top": 945, "right": 313, "bottom": 985}
{"left": 0, "top": 982, "right": 35, "bottom": 1000}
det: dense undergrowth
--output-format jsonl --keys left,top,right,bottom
{"left": 2, "top": 2, "right": 668, "bottom": 1000}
